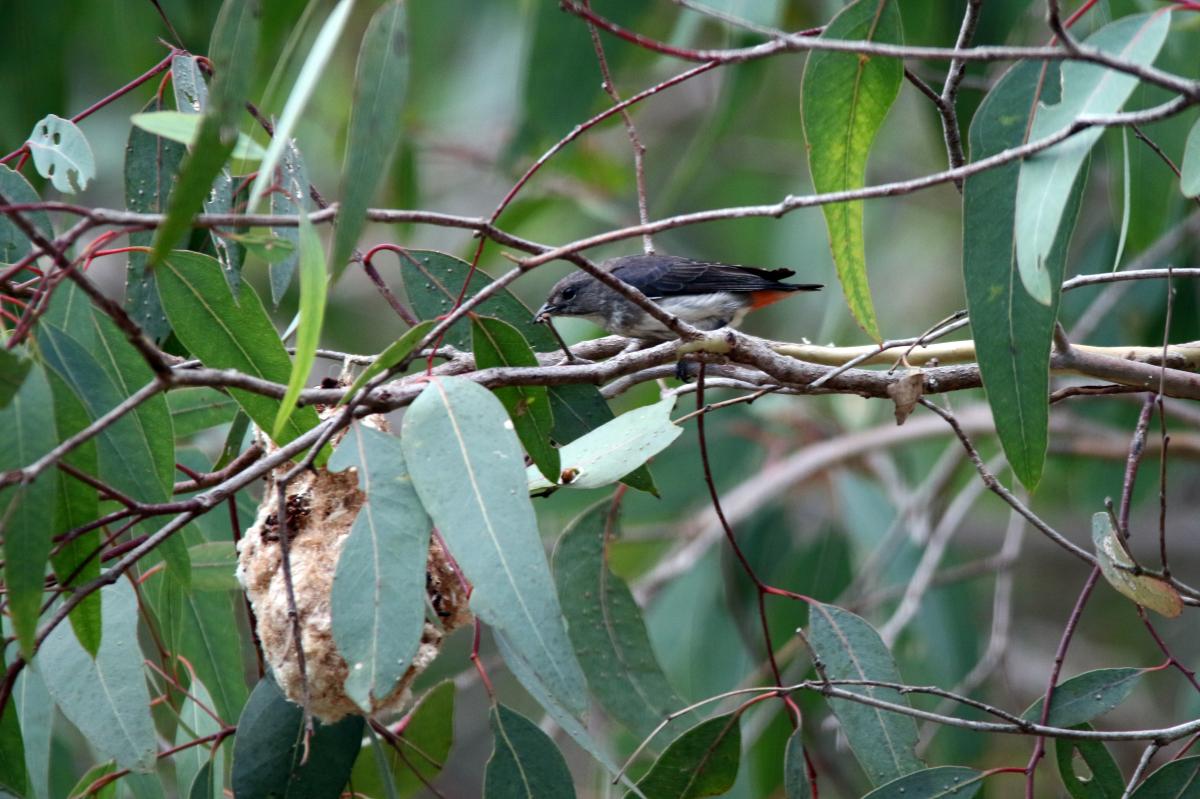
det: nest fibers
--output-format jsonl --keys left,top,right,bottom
{"left": 237, "top": 412, "right": 471, "bottom": 723}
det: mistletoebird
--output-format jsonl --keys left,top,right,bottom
{"left": 534, "top": 254, "right": 822, "bottom": 340}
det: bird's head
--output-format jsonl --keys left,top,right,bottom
{"left": 533, "top": 271, "right": 608, "bottom": 322}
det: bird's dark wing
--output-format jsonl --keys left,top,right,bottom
{"left": 607, "top": 255, "right": 817, "bottom": 296}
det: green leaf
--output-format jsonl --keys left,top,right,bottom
{"left": 44, "top": 368, "right": 102, "bottom": 654}
{"left": 1015, "top": 12, "right": 1170, "bottom": 303}
{"left": 130, "top": 112, "right": 266, "bottom": 162}
{"left": 331, "top": 0, "right": 408, "bottom": 277}
{"left": 784, "top": 731, "right": 811, "bottom": 799}
{"left": 188, "top": 761, "right": 217, "bottom": 799}
{"left": 472, "top": 316, "right": 559, "bottom": 482}
{"left": 168, "top": 387, "right": 239, "bottom": 437}
{"left": 485, "top": 703, "right": 577, "bottom": 799}
{"left": 68, "top": 761, "right": 118, "bottom": 799}
{"left": 340, "top": 320, "right": 434, "bottom": 404}
{"left": 0, "top": 164, "right": 52, "bottom": 266}
{"left": 175, "top": 678, "right": 226, "bottom": 799}
{"left": 227, "top": 230, "right": 295, "bottom": 264}
{"left": 171, "top": 53, "right": 209, "bottom": 113}
{"left": 805, "top": 602, "right": 922, "bottom": 785}
{"left": 232, "top": 674, "right": 364, "bottom": 798}
{"left": 0, "top": 646, "right": 28, "bottom": 796}
{"left": 187, "top": 541, "right": 239, "bottom": 591}
{"left": 545, "top": 383, "right": 658, "bottom": 495}
{"left": 1183, "top": 118, "right": 1200, "bottom": 198}
{"left": 401, "top": 376, "right": 588, "bottom": 715}
{"left": 1022, "top": 667, "right": 1143, "bottom": 728}
{"left": 156, "top": 249, "right": 321, "bottom": 448}
{"left": 551, "top": 500, "right": 688, "bottom": 739}
{"left": 13, "top": 662, "right": 52, "bottom": 799}
{"left": 800, "top": 0, "right": 902, "bottom": 340}
{"left": 964, "top": 59, "right": 1085, "bottom": 491}
{"left": 349, "top": 681, "right": 455, "bottom": 797}
{"left": 37, "top": 580, "right": 157, "bottom": 772}
{"left": 1055, "top": 725, "right": 1124, "bottom": 799}
{"left": 26, "top": 113, "right": 95, "bottom": 193}
{"left": 1130, "top": 755, "right": 1200, "bottom": 797}
{"left": 176, "top": 588, "right": 249, "bottom": 723}
{"left": 269, "top": 140, "right": 310, "bottom": 305}
{"left": 246, "top": 0, "right": 355, "bottom": 211}
{"left": 125, "top": 96, "right": 187, "bottom": 341}
{"left": 528, "top": 396, "right": 680, "bottom": 492}
{"left": 0, "top": 360, "right": 59, "bottom": 654}
{"left": 272, "top": 214, "right": 326, "bottom": 439}
{"left": 397, "top": 250, "right": 556, "bottom": 351}
{"left": 625, "top": 714, "right": 741, "bottom": 799}
{"left": 0, "top": 348, "right": 31, "bottom": 408}
{"left": 862, "top": 767, "right": 983, "bottom": 798}
{"left": 329, "top": 423, "right": 431, "bottom": 711}
{"left": 150, "top": 0, "right": 260, "bottom": 263}
{"left": 1092, "top": 512, "right": 1182, "bottom": 618}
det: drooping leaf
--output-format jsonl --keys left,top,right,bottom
{"left": 1022, "top": 667, "right": 1143, "bottom": 728}
{"left": 13, "top": 665, "right": 52, "bottom": 799}
{"left": 231, "top": 674, "right": 364, "bottom": 798}
{"left": 329, "top": 423, "right": 431, "bottom": 711}
{"left": 0, "top": 348, "right": 31, "bottom": 408}
{"left": 784, "top": 730, "right": 811, "bottom": 799}
{"left": 805, "top": 602, "right": 922, "bottom": 785}
{"left": 150, "top": 0, "right": 260, "bottom": 263}
{"left": 1015, "top": 12, "right": 1171, "bottom": 303}
{"left": 1130, "top": 756, "right": 1200, "bottom": 797}
{"left": 188, "top": 761, "right": 217, "bottom": 799}
{"left": 1183, "top": 118, "right": 1200, "bottom": 198}
{"left": 171, "top": 54, "right": 210, "bottom": 113}
{"left": 862, "top": 767, "right": 983, "bottom": 798}
{"left": 963, "top": 59, "right": 1085, "bottom": 490}
{"left": 625, "top": 714, "right": 741, "bottom": 799}
{"left": 552, "top": 500, "right": 688, "bottom": 739}
{"left": 130, "top": 112, "right": 266, "bottom": 162}
{"left": 528, "top": 396, "right": 679, "bottom": 492}
{"left": 350, "top": 681, "right": 455, "bottom": 797}
{"left": 176, "top": 588, "right": 249, "bottom": 724}
{"left": 340, "top": 320, "right": 434, "bottom": 404}
{"left": 800, "top": 0, "right": 902, "bottom": 340}
{"left": 1092, "top": 513, "right": 1182, "bottom": 618}
{"left": 246, "top": 0, "right": 355, "bottom": 211}
{"left": 167, "top": 387, "right": 239, "bottom": 437}
{"left": 269, "top": 139, "right": 310, "bottom": 304}
{"left": 331, "top": 0, "right": 408, "bottom": 277}
{"left": 472, "top": 315, "right": 559, "bottom": 481}
{"left": 68, "top": 761, "right": 118, "bottom": 799}
{"left": 37, "top": 580, "right": 157, "bottom": 772}
{"left": 401, "top": 376, "right": 588, "bottom": 715}
{"left": 0, "top": 164, "right": 52, "bottom": 265}
{"left": 397, "top": 249, "right": 556, "bottom": 351}
{"left": 0, "top": 360, "right": 60, "bottom": 654}
{"left": 1055, "top": 724, "right": 1124, "bottom": 799}
{"left": 125, "top": 96, "right": 187, "bottom": 341}
{"left": 26, "top": 113, "right": 95, "bottom": 193}
{"left": 174, "top": 678, "right": 226, "bottom": 799}
{"left": 187, "top": 541, "right": 239, "bottom": 591}
{"left": 0, "top": 646, "right": 28, "bottom": 796}
{"left": 485, "top": 703, "right": 577, "bottom": 799}
{"left": 272, "top": 214, "right": 326, "bottom": 439}
{"left": 156, "top": 249, "right": 321, "bottom": 448}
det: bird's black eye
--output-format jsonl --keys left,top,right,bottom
{"left": 560, "top": 287, "right": 576, "bottom": 301}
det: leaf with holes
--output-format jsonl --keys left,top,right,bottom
{"left": 625, "top": 713, "right": 741, "bottom": 799}
{"left": 330, "top": 423, "right": 431, "bottom": 711}
{"left": 485, "top": 704, "right": 577, "bottom": 799}
{"left": 800, "top": 0, "right": 902, "bottom": 340}
{"left": 26, "top": 114, "right": 95, "bottom": 193}
{"left": 402, "top": 376, "right": 588, "bottom": 715}
{"left": 472, "top": 315, "right": 559, "bottom": 482}
{"left": 1022, "top": 667, "right": 1143, "bottom": 728}
{"left": 552, "top": 500, "right": 689, "bottom": 739}
{"left": 1092, "top": 513, "right": 1182, "bottom": 618}
{"left": 1015, "top": 12, "right": 1170, "bottom": 303}
{"left": 528, "top": 396, "right": 679, "bottom": 492}
{"left": 805, "top": 602, "right": 923, "bottom": 785}
{"left": 1055, "top": 725, "right": 1124, "bottom": 799}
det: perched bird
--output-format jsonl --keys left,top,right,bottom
{"left": 534, "top": 254, "right": 822, "bottom": 340}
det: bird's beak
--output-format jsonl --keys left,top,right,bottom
{"left": 533, "top": 302, "right": 557, "bottom": 323}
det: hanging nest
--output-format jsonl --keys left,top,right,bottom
{"left": 237, "top": 411, "right": 471, "bottom": 723}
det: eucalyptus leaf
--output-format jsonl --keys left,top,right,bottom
{"left": 130, "top": 112, "right": 266, "bottom": 161}
{"left": 625, "top": 714, "right": 741, "bottom": 799}
{"left": 485, "top": 704, "right": 577, "bottom": 799}
{"left": 26, "top": 114, "right": 95, "bottom": 193}
{"left": 862, "top": 767, "right": 983, "bottom": 798}
{"left": 0, "top": 164, "right": 52, "bottom": 266}
{"left": 272, "top": 214, "right": 326, "bottom": 439}
{"left": 1055, "top": 725, "right": 1124, "bottom": 799}
{"left": 1092, "top": 513, "right": 1182, "bottom": 617}
{"left": 1022, "top": 667, "right": 1143, "bottom": 728}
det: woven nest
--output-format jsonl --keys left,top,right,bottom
{"left": 237, "top": 412, "right": 471, "bottom": 723}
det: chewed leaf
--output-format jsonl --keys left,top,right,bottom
{"left": 27, "top": 114, "right": 95, "bottom": 193}
{"left": 1091, "top": 512, "right": 1182, "bottom": 618}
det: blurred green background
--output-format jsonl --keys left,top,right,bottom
{"left": 4, "top": 0, "right": 1200, "bottom": 796}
